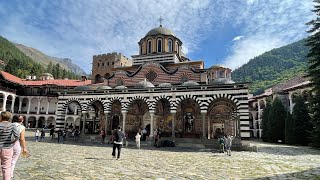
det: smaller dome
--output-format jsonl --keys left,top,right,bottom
{"left": 74, "top": 85, "right": 98, "bottom": 91}
{"left": 146, "top": 26, "right": 175, "bottom": 36}
{"left": 182, "top": 81, "right": 200, "bottom": 87}
{"left": 158, "top": 83, "right": 173, "bottom": 88}
{"left": 135, "top": 79, "right": 155, "bottom": 88}
{"left": 42, "top": 73, "right": 53, "bottom": 76}
{"left": 115, "top": 85, "right": 127, "bottom": 90}
{"left": 211, "top": 78, "right": 235, "bottom": 84}
{"left": 96, "top": 86, "right": 112, "bottom": 90}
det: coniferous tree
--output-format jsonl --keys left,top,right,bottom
{"left": 47, "top": 61, "right": 53, "bottom": 74}
{"left": 62, "top": 69, "right": 67, "bottom": 79}
{"left": 292, "top": 95, "right": 313, "bottom": 145}
{"left": 54, "top": 63, "right": 61, "bottom": 79}
{"left": 261, "top": 100, "right": 272, "bottom": 142}
{"left": 285, "top": 112, "right": 295, "bottom": 144}
{"left": 269, "top": 97, "right": 287, "bottom": 143}
{"left": 306, "top": 0, "right": 320, "bottom": 148}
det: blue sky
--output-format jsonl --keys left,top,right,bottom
{"left": 0, "top": 0, "right": 314, "bottom": 74}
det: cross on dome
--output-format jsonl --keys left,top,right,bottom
{"left": 158, "top": 16, "right": 164, "bottom": 27}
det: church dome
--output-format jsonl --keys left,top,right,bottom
{"left": 135, "top": 79, "right": 155, "bottom": 88}
{"left": 74, "top": 85, "right": 98, "bottom": 91}
{"left": 182, "top": 81, "right": 200, "bottom": 87}
{"left": 158, "top": 83, "right": 173, "bottom": 88}
{"left": 212, "top": 78, "right": 235, "bottom": 84}
{"left": 115, "top": 85, "right": 127, "bottom": 90}
{"left": 96, "top": 85, "right": 112, "bottom": 90}
{"left": 146, "top": 26, "right": 175, "bottom": 36}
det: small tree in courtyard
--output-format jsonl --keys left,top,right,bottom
{"left": 292, "top": 95, "right": 313, "bottom": 145}
{"left": 268, "top": 97, "right": 286, "bottom": 143}
{"left": 285, "top": 112, "right": 295, "bottom": 144}
{"left": 261, "top": 100, "right": 272, "bottom": 142}
{"left": 306, "top": 0, "right": 320, "bottom": 148}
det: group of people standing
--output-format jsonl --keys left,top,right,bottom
{"left": 218, "top": 134, "right": 233, "bottom": 156}
{"left": 0, "top": 111, "right": 28, "bottom": 180}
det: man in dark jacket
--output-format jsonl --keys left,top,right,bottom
{"left": 112, "top": 126, "right": 124, "bottom": 159}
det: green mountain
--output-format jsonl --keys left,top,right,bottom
{"left": 14, "top": 43, "right": 86, "bottom": 75}
{"left": 232, "top": 39, "right": 309, "bottom": 95}
{"left": 0, "top": 36, "right": 80, "bottom": 80}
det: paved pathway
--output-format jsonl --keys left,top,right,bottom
{"left": 10, "top": 131, "right": 320, "bottom": 179}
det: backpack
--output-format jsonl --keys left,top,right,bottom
{"left": 114, "top": 131, "right": 123, "bottom": 142}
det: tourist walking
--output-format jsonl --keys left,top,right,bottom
{"left": 218, "top": 136, "right": 225, "bottom": 153}
{"left": 0, "top": 111, "right": 19, "bottom": 180}
{"left": 135, "top": 132, "right": 141, "bottom": 149}
{"left": 40, "top": 129, "right": 45, "bottom": 141}
{"left": 225, "top": 134, "right": 233, "bottom": 156}
{"left": 50, "top": 128, "right": 54, "bottom": 138}
{"left": 100, "top": 128, "right": 106, "bottom": 144}
{"left": 112, "top": 126, "right": 124, "bottom": 159}
{"left": 34, "top": 129, "right": 40, "bottom": 142}
{"left": 11, "top": 115, "right": 28, "bottom": 179}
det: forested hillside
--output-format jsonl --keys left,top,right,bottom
{"left": 0, "top": 36, "right": 80, "bottom": 80}
{"left": 232, "top": 39, "right": 309, "bottom": 95}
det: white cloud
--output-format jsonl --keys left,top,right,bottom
{"left": 0, "top": 0, "right": 217, "bottom": 73}
{"left": 222, "top": 0, "right": 314, "bottom": 70}
{"left": 232, "top": 36, "right": 244, "bottom": 41}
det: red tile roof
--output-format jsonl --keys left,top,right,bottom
{"left": 0, "top": 71, "right": 91, "bottom": 87}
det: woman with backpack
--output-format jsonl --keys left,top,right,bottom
{"left": 0, "top": 111, "right": 19, "bottom": 180}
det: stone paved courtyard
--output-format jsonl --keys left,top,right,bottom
{"left": 10, "top": 131, "right": 320, "bottom": 180}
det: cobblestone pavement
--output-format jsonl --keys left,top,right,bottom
{"left": 10, "top": 131, "right": 320, "bottom": 180}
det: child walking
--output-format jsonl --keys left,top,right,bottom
{"left": 135, "top": 132, "right": 141, "bottom": 149}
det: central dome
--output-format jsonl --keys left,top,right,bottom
{"left": 146, "top": 26, "right": 175, "bottom": 36}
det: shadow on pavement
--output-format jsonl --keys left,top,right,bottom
{"left": 251, "top": 166, "right": 320, "bottom": 179}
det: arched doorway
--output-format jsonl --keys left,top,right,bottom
{"left": 127, "top": 99, "right": 149, "bottom": 137}
{"left": 14, "top": 98, "right": 19, "bottom": 113}
{"left": 176, "top": 98, "right": 201, "bottom": 138}
{"left": 28, "top": 116, "right": 36, "bottom": 128}
{"left": 154, "top": 98, "right": 171, "bottom": 137}
{"left": 21, "top": 98, "right": 28, "bottom": 113}
{"left": 47, "top": 116, "right": 55, "bottom": 129}
{"left": 63, "top": 100, "right": 82, "bottom": 131}
{"left": 86, "top": 100, "right": 105, "bottom": 134}
{"left": 109, "top": 100, "right": 122, "bottom": 134}
{"left": 6, "top": 95, "right": 13, "bottom": 112}
{"left": 207, "top": 98, "right": 237, "bottom": 139}
{"left": 38, "top": 117, "right": 45, "bottom": 128}
{"left": 111, "top": 115, "right": 120, "bottom": 130}
{"left": 95, "top": 74, "right": 103, "bottom": 83}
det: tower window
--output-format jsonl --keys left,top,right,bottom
{"left": 107, "top": 62, "right": 109, "bottom": 66}
{"left": 168, "top": 39, "right": 173, "bottom": 52}
{"left": 157, "top": 38, "right": 162, "bottom": 53}
{"left": 147, "top": 40, "right": 152, "bottom": 54}
{"left": 97, "top": 63, "right": 100, "bottom": 67}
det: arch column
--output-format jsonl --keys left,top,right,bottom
{"left": 149, "top": 110, "right": 155, "bottom": 138}
{"left": 201, "top": 110, "right": 207, "bottom": 139}
{"left": 18, "top": 97, "right": 23, "bottom": 113}
{"left": 46, "top": 101, "right": 50, "bottom": 114}
{"left": 81, "top": 112, "right": 87, "bottom": 134}
{"left": 2, "top": 95, "right": 7, "bottom": 111}
{"left": 27, "top": 97, "right": 31, "bottom": 114}
{"left": 36, "top": 98, "right": 41, "bottom": 114}
{"left": 11, "top": 96, "right": 15, "bottom": 112}
{"left": 289, "top": 92, "right": 294, "bottom": 114}
{"left": 121, "top": 111, "right": 127, "bottom": 133}
{"left": 104, "top": 111, "right": 110, "bottom": 131}
{"left": 170, "top": 110, "right": 176, "bottom": 138}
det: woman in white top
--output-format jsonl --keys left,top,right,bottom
{"left": 135, "top": 132, "right": 141, "bottom": 149}
{"left": 11, "top": 115, "right": 28, "bottom": 179}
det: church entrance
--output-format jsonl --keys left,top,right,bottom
{"left": 176, "top": 98, "right": 200, "bottom": 138}
{"left": 111, "top": 115, "right": 120, "bottom": 130}
{"left": 207, "top": 98, "right": 238, "bottom": 139}
{"left": 127, "top": 99, "right": 149, "bottom": 138}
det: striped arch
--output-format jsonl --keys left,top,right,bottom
{"left": 174, "top": 94, "right": 202, "bottom": 110}
{"left": 107, "top": 97, "right": 124, "bottom": 112}
{"left": 85, "top": 98, "right": 107, "bottom": 112}
{"left": 125, "top": 96, "right": 151, "bottom": 111}
{"left": 206, "top": 94, "right": 240, "bottom": 111}
{"left": 151, "top": 95, "right": 174, "bottom": 111}
{"left": 62, "top": 98, "right": 85, "bottom": 112}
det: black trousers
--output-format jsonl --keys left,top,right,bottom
{"left": 112, "top": 143, "right": 122, "bottom": 158}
